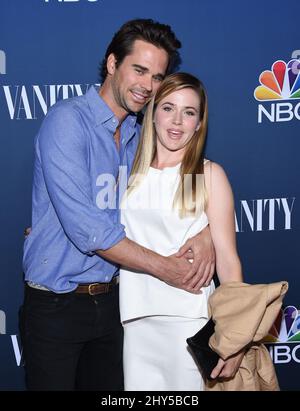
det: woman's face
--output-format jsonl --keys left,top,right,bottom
{"left": 154, "top": 88, "right": 201, "bottom": 154}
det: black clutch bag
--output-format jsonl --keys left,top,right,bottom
{"left": 186, "top": 318, "right": 219, "bottom": 380}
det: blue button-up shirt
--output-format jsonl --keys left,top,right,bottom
{"left": 23, "top": 86, "right": 140, "bottom": 292}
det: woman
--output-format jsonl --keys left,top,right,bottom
{"left": 119, "top": 72, "right": 244, "bottom": 391}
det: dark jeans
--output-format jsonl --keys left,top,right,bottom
{"left": 19, "top": 283, "right": 123, "bottom": 391}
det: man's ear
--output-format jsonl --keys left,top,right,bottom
{"left": 107, "top": 53, "right": 117, "bottom": 75}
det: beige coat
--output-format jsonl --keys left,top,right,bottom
{"left": 205, "top": 281, "right": 288, "bottom": 391}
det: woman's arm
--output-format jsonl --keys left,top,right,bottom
{"left": 204, "top": 161, "right": 243, "bottom": 284}
{"left": 204, "top": 161, "right": 244, "bottom": 379}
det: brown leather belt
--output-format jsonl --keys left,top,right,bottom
{"left": 75, "top": 276, "right": 119, "bottom": 295}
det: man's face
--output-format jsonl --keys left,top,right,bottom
{"left": 108, "top": 39, "right": 169, "bottom": 117}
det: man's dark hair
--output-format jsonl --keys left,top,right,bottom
{"left": 100, "top": 19, "right": 181, "bottom": 82}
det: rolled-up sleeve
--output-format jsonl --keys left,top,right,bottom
{"left": 38, "top": 105, "right": 126, "bottom": 254}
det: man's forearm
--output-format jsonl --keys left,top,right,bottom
{"left": 96, "top": 237, "right": 202, "bottom": 293}
{"left": 96, "top": 237, "right": 165, "bottom": 279}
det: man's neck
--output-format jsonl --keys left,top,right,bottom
{"left": 114, "top": 126, "right": 121, "bottom": 150}
{"left": 99, "top": 81, "right": 128, "bottom": 123}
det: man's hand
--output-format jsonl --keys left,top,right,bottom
{"left": 159, "top": 254, "right": 202, "bottom": 294}
{"left": 210, "top": 350, "right": 245, "bottom": 380}
{"left": 175, "top": 225, "right": 215, "bottom": 291}
{"left": 97, "top": 237, "right": 202, "bottom": 294}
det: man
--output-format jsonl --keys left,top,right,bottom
{"left": 21, "top": 19, "right": 215, "bottom": 391}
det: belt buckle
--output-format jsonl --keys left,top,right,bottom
{"left": 88, "top": 283, "right": 100, "bottom": 295}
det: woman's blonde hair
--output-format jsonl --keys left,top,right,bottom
{"left": 127, "top": 72, "right": 208, "bottom": 217}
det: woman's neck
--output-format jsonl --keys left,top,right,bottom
{"left": 152, "top": 149, "right": 183, "bottom": 170}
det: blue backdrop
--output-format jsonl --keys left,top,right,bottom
{"left": 0, "top": 0, "right": 299, "bottom": 390}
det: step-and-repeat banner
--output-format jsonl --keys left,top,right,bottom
{"left": 0, "top": 0, "right": 299, "bottom": 390}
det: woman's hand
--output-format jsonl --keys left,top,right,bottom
{"left": 210, "top": 350, "right": 245, "bottom": 380}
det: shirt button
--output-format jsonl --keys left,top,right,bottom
{"left": 105, "top": 276, "right": 109, "bottom": 281}
{"left": 93, "top": 236, "right": 96, "bottom": 243}
{"left": 43, "top": 259, "right": 48, "bottom": 264}
{"left": 112, "top": 118, "right": 116, "bottom": 123}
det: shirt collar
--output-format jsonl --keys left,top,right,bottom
{"left": 86, "top": 85, "right": 137, "bottom": 129}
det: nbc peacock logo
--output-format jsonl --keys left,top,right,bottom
{"left": 254, "top": 59, "right": 300, "bottom": 123}
{"left": 254, "top": 60, "right": 300, "bottom": 101}
{"left": 264, "top": 306, "right": 300, "bottom": 364}
{"left": 265, "top": 306, "right": 300, "bottom": 343}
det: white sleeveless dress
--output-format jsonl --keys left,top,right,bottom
{"left": 120, "top": 162, "right": 215, "bottom": 391}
